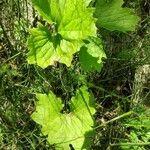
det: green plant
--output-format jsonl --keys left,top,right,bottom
{"left": 111, "top": 106, "right": 150, "bottom": 150}
{"left": 27, "top": 0, "right": 139, "bottom": 149}
{"left": 32, "top": 86, "right": 96, "bottom": 149}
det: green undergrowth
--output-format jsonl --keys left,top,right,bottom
{"left": 0, "top": 0, "right": 150, "bottom": 150}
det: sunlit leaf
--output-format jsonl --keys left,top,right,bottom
{"left": 27, "top": 24, "right": 81, "bottom": 68}
{"left": 32, "top": 86, "right": 96, "bottom": 150}
{"left": 28, "top": 0, "right": 97, "bottom": 68}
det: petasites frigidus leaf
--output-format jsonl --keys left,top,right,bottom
{"left": 28, "top": 0, "right": 97, "bottom": 68}
{"left": 57, "top": 0, "right": 96, "bottom": 40}
{"left": 32, "top": 86, "right": 96, "bottom": 150}
{"left": 31, "top": 0, "right": 93, "bottom": 24}
{"left": 95, "top": 0, "right": 140, "bottom": 32}
{"left": 27, "top": 24, "right": 81, "bottom": 68}
{"left": 79, "top": 37, "right": 106, "bottom": 72}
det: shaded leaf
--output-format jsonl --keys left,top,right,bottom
{"left": 95, "top": 0, "right": 140, "bottom": 32}
{"left": 79, "top": 37, "right": 106, "bottom": 72}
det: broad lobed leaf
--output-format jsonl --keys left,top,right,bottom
{"left": 95, "top": 0, "right": 140, "bottom": 32}
{"left": 28, "top": 0, "right": 97, "bottom": 68}
{"left": 31, "top": 0, "right": 97, "bottom": 40}
{"left": 27, "top": 24, "right": 81, "bottom": 68}
{"left": 32, "top": 86, "right": 96, "bottom": 150}
{"left": 57, "top": 0, "right": 96, "bottom": 40}
{"left": 28, "top": 0, "right": 140, "bottom": 68}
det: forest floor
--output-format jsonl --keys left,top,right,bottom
{"left": 0, "top": 0, "right": 150, "bottom": 150}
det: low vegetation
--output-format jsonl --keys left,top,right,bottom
{"left": 0, "top": 0, "right": 150, "bottom": 149}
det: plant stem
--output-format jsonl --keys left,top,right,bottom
{"left": 94, "top": 111, "right": 133, "bottom": 129}
{"left": 3, "top": 52, "right": 21, "bottom": 63}
{"left": 110, "top": 142, "right": 150, "bottom": 146}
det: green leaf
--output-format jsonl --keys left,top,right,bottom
{"left": 85, "top": 0, "right": 92, "bottom": 6}
{"left": 31, "top": 0, "right": 97, "bottom": 40}
{"left": 27, "top": 24, "right": 81, "bottom": 68}
{"left": 57, "top": 0, "right": 97, "bottom": 40}
{"left": 31, "top": 0, "right": 53, "bottom": 23}
{"left": 125, "top": 108, "right": 150, "bottom": 129}
{"left": 79, "top": 37, "right": 106, "bottom": 72}
{"left": 32, "top": 86, "right": 96, "bottom": 150}
{"left": 29, "top": 0, "right": 97, "bottom": 67}
{"left": 31, "top": 0, "right": 66, "bottom": 24}
{"left": 120, "top": 107, "right": 150, "bottom": 150}
{"left": 79, "top": 47, "right": 100, "bottom": 72}
{"left": 95, "top": 0, "right": 140, "bottom": 32}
